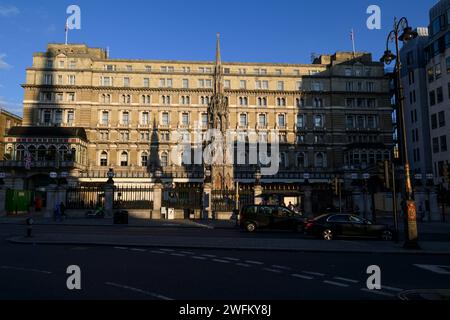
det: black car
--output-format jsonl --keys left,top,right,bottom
{"left": 304, "top": 213, "right": 395, "bottom": 241}
{"left": 240, "top": 205, "right": 306, "bottom": 233}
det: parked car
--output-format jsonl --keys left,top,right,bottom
{"left": 304, "top": 213, "right": 395, "bottom": 241}
{"left": 240, "top": 205, "right": 306, "bottom": 233}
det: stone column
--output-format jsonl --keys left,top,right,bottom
{"left": 254, "top": 184, "right": 263, "bottom": 205}
{"left": 0, "top": 187, "right": 6, "bottom": 217}
{"left": 203, "top": 183, "right": 212, "bottom": 220}
{"left": 103, "top": 184, "right": 114, "bottom": 218}
{"left": 303, "top": 185, "right": 313, "bottom": 218}
{"left": 152, "top": 183, "right": 162, "bottom": 220}
{"left": 45, "top": 185, "right": 57, "bottom": 218}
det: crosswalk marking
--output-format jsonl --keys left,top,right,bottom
{"left": 414, "top": 264, "right": 450, "bottom": 275}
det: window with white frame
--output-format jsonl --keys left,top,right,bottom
{"left": 278, "top": 114, "right": 286, "bottom": 127}
{"left": 181, "top": 113, "right": 189, "bottom": 125}
{"left": 67, "top": 110, "right": 75, "bottom": 124}
{"left": 161, "top": 112, "right": 169, "bottom": 125}
{"left": 141, "top": 152, "right": 149, "bottom": 167}
{"left": 201, "top": 113, "right": 208, "bottom": 127}
{"left": 143, "top": 78, "right": 150, "bottom": 87}
{"left": 141, "top": 112, "right": 150, "bottom": 125}
{"left": 258, "top": 114, "right": 267, "bottom": 126}
{"left": 160, "top": 152, "right": 169, "bottom": 167}
{"left": 224, "top": 80, "right": 231, "bottom": 89}
{"left": 297, "top": 114, "right": 305, "bottom": 128}
{"left": 182, "top": 79, "right": 189, "bottom": 89}
{"left": 67, "top": 93, "right": 75, "bottom": 102}
{"left": 277, "top": 81, "right": 284, "bottom": 91}
{"left": 122, "top": 111, "right": 130, "bottom": 125}
{"left": 120, "top": 152, "right": 129, "bottom": 167}
{"left": 240, "top": 80, "right": 247, "bottom": 89}
{"left": 239, "top": 97, "right": 248, "bottom": 106}
{"left": 240, "top": 113, "right": 247, "bottom": 126}
{"left": 44, "top": 74, "right": 53, "bottom": 85}
{"left": 314, "top": 115, "right": 323, "bottom": 128}
{"left": 101, "top": 111, "right": 109, "bottom": 125}
{"left": 100, "top": 152, "right": 108, "bottom": 167}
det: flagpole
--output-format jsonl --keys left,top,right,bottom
{"left": 65, "top": 20, "right": 68, "bottom": 45}
{"left": 351, "top": 29, "right": 356, "bottom": 55}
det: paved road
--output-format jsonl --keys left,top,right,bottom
{"left": 1, "top": 236, "right": 449, "bottom": 300}
{"left": 1, "top": 222, "right": 450, "bottom": 242}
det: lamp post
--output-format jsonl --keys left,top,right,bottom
{"left": 381, "top": 17, "right": 420, "bottom": 249}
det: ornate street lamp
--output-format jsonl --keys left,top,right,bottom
{"left": 381, "top": 17, "right": 419, "bottom": 249}
{"left": 107, "top": 168, "right": 115, "bottom": 184}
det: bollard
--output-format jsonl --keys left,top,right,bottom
{"left": 25, "top": 218, "right": 34, "bottom": 238}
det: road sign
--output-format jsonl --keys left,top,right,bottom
{"left": 414, "top": 174, "right": 423, "bottom": 180}
{"left": 351, "top": 173, "right": 358, "bottom": 180}
{"left": 363, "top": 173, "right": 370, "bottom": 180}
{"left": 49, "top": 172, "right": 58, "bottom": 179}
{"left": 303, "top": 173, "right": 310, "bottom": 180}
{"left": 0, "top": 172, "right": 6, "bottom": 179}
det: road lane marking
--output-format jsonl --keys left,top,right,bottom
{"left": 414, "top": 264, "right": 450, "bottom": 275}
{"left": 131, "top": 248, "right": 147, "bottom": 252}
{"left": 223, "top": 257, "right": 240, "bottom": 262}
{"left": 202, "top": 254, "right": 216, "bottom": 258}
{"left": 323, "top": 280, "right": 349, "bottom": 288}
{"left": 213, "top": 259, "right": 230, "bottom": 264}
{"left": 291, "top": 274, "right": 314, "bottom": 280}
{"left": 192, "top": 256, "right": 207, "bottom": 260}
{"left": 105, "top": 282, "right": 173, "bottom": 300}
{"left": 360, "top": 288, "right": 395, "bottom": 297}
{"left": 170, "top": 253, "right": 186, "bottom": 257}
{"left": 0, "top": 266, "right": 52, "bottom": 275}
{"left": 236, "top": 263, "right": 251, "bottom": 268}
{"left": 114, "top": 247, "right": 128, "bottom": 250}
{"left": 150, "top": 250, "right": 165, "bottom": 254}
{"left": 302, "top": 271, "right": 325, "bottom": 277}
{"left": 382, "top": 285, "right": 404, "bottom": 292}
{"left": 245, "top": 260, "right": 264, "bottom": 265}
{"left": 263, "top": 268, "right": 282, "bottom": 274}
{"left": 333, "top": 277, "right": 359, "bottom": 284}
{"left": 181, "top": 251, "right": 194, "bottom": 255}
{"left": 159, "top": 249, "right": 175, "bottom": 252}
{"left": 272, "top": 265, "right": 291, "bottom": 271}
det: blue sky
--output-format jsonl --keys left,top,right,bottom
{"left": 0, "top": 0, "right": 436, "bottom": 116}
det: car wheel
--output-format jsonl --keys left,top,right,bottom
{"left": 322, "top": 229, "right": 333, "bottom": 241}
{"left": 381, "top": 230, "right": 393, "bottom": 241}
{"left": 246, "top": 222, "right": 257, "bottom": 233}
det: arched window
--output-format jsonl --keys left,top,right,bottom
{"left": 48, "top": 145, "right": 57, "bottom": 161}
{"left": 59, "top": 146, "right": 68, "bottom": 161}
{"left": 27, "top": 146, "right": 36, "bottom": 161}
{"left": 315, "top": 152, "right": 325, "bottom": 168}
{"left": 100, "top": 151, "right": 108, "bottom": 167}
{"left": 141, "top": 152, "right": 148, "bottom": 167}
{"left": 120, "top": 152, "right": 128, "bottom": 167}
{"left": 279, "top": 152, "right": 288, "bottom": 168}
{"left": 16, "top": 145, "right": 25, "bottom": 161}
{"left": 37, "top": 145, "right": 47, "bottom": 161}
{"left": 297, "top": 152, "right": 306, "bottom": 167}
{"left": 160, "top": 152, "right": 168, "bottom": 167}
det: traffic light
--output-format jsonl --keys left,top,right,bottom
{"left": 377, "top": 161, "right": 391, "bottom": 190}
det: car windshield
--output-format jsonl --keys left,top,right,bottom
{"left": 313, "top": 214, "right": 329, "bottom": 221}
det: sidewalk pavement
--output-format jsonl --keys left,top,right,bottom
{"left": 7, "top": 231, "right": 450, "bottom": 255}
{"left": 0, "top": 216, "right": 225, "bottom": 229}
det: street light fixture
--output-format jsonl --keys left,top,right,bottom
{"left": 107, "top": 168, "right": 115, "bottom": 184}
{"left": 381, "top": 17, "right": 419, "bottom": 249}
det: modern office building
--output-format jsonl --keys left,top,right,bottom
{"left": 425, "top": 0, "right": 450, "bottom": 184}
{"left": 400, "top": 27, "right": 433, "bottom": 182}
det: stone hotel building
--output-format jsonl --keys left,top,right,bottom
{"left": 0, "top": 41, "right": 393, "bottom": 215}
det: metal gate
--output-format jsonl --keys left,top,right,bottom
{"left": 162, "top": 183, "right": 202, "bottom": 210}
{"left": 66, "top": 186, "right": 105, "bottom": 210}
{"left": 114, "top": 186, "right": 154, "bottom": 209}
